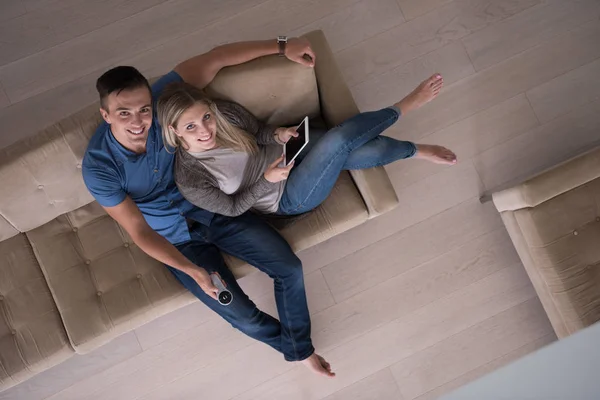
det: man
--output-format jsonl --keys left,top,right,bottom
{"left": 82, "top": 37, "right": 335, "bottom": 377}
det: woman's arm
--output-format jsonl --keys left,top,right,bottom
{"left": 176, "top": 163, "right": 276, "bottom": 217}
{"left": 216, "top": 100, "right": 280, "bottom": 146}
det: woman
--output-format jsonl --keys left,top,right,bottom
{"left": 157, "top": 74, "right": 457, "bottom": 217}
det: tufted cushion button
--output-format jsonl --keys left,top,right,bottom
{"left": 123, "top": 243, "right": 130, "bottom": 248}
{"left": 49, "top": 201, "right": 54, "bottom": 206}
{"left": 72, "top": 227, "right": 78, "bottom": 233}
{"left": 37, "top": 184, "right": 44, "bottom": 190}
{"left": 136, "top": 274, "right": 142, "bottom": 279}
{"left": 76, "top": 164, "right": 82, "bottom": 169}
{"left": 11, "top": 329, "right": 17, "bottom": 335}
{"left": 596, "top": 217, "right": 600, "bottom": 222}
{"left": 0, "top": 295, "right": 4, "bottom": 301}
{"left": 96, "top": 291, "right": 102, "bottom": 297}
{"left": 85, "top": 260, "right": 91, "bottom": 265}
{"left": 574, "top": 230, "right": 579, "bottom": 236}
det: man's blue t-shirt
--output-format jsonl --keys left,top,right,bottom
{"left": 82, "top": 71, "right": 213, "bottom": 245}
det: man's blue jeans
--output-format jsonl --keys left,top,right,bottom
{"left": 278, "top": 106, "right": 416, "bottom": 215}
{"left": 169, "top": 212, "right": 314, "bottom": 362}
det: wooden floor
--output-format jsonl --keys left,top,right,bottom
{"left": 3, "top": 0, "right": 600, "bottom": 398}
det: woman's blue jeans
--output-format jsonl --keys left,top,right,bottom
{"left": 278, "top": 106, "right": 415, "bottom": 215}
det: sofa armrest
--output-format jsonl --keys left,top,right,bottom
{"left": 493, "top": 146, "right": 600, "bottom": 212}
{"left": 303, "top": 30, "right": 399, "bottom": 217}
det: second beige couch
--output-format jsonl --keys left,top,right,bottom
{"left": 493, "top": 147, "right": 600, "bottom": 339}
{"left": 0, "top": 30, "right": 399, "bottom": 391}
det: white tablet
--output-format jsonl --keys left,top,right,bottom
{"left": 283, "top": 116, "right": 309, "bottom": 167}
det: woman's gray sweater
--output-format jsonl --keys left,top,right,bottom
{"left": 174, "top": 99, "right": 285, "bottom": 217}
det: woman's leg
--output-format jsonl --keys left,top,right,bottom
{"left": 278, "top": 107, "right": 401, "bottom": 215}
{"left": 278, "top": 73, "right": 456, "bottom": 215}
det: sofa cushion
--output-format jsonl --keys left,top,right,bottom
{"left": 0, "top": 234, "right": 74, "bottom": 391}
{"left": 26, "top": 202, "right": 197, "bottom": 354}
{"left": 204, "top": 55, "right": 321, "bottom": 127}
{"left": 512, "top": 177, "right": 600, "bottom": 336}
{"left": 0, "top": 103, "right": 99, "bottom": 234}
{"left": 224, "top": 171, "right": 368, "bottom": 273}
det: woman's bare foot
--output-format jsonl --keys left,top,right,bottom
{"left": 301, "top": 353, "right": 335, "bottom": 378}
{"left": 395, "top": 74, "right": 444, "bottom": 114}
{"left": 414, "top": 144, "right": 457, "bottom": 165}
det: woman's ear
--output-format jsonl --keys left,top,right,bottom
{"left": 169, "top": 125, "right": 181, "bottom": 138}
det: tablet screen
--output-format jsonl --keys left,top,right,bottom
{"left": 284, "top": 117, "right": 309, "bottom": 166}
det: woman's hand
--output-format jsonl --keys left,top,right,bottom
{"left": 264, "top": 156, "right": 294, "bottom": 183}
{"left": 187, "top": 266, "right": 219, "bottom": 300}
{"left": 285, "top": 37, "right": 316, "bottom": 67}
{"left": 275, "top": 127, "right": 299, "bottom": 144}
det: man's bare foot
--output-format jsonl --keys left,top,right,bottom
{"left": 395, "top": 74, "right": 444, "bottom": 115}
{"left": 414, "top": 144, "right": 457, "bottom": 165}
{"left": 301, "top": 353, "right": 335, "bottom": 378}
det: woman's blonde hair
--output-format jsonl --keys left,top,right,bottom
{"left": 157, "top": 82, "right": 258, "bottom": 155}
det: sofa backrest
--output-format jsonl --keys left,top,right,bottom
{"left": 0, "top": 56, "right": 319, "bottom": 241}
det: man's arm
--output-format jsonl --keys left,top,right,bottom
{"left": 174, "top": 37, "right": 315, "bottom": 89}
{"left": 103, "top": 197, "right": 219, "bottom": 300}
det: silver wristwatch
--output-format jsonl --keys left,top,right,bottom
{"left": 277, "top": 36, "right": 288, "bottom": 57}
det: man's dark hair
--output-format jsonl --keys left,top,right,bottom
{"left": 96, "top": 66, "right": 151, "bottom": 110}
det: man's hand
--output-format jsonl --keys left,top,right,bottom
{"left": 285, "top": 37, "right": 316, "bottom": 67}
{"left": 275, "top": 127, "right": 299, "bottom": 144}
{"left": 187, "top": 266, "right": 220, "bottom": 300}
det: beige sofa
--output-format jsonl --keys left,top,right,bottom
{"left": 0, "top": 30, "right": 399, "bottom": 391}
{"left": 493, "top": 147, "right": 600, "bottom": 339}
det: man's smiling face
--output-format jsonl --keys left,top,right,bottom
{"left": 100, "top": 86, "right": 153, "bottom": 153}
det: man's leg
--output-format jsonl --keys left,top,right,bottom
{"left": 206, "top": 213, "right": 334, "bottom": 377}
{"left": 170, "top": 229, "right": 283, "bottom": 354}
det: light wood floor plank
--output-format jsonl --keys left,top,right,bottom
{"left": 316, "top": 160, "right": 489, "bottom": 294}
{"left": 314, "top": 228, "right": 520, "bottom": 350}
{"left": 0, "top": 83, "right": 8, "bottom": 110}
{"left": 231, "top": 265, "right": 537, "bottom": 400}
{"left": 319, "top": 203, "right": 510, "bottom": 307}
{"left": 0, "top": 0, "right": 267, "bottom": 103}
{"left": 462, "top": 0, "right": 600, "bottom": 71}
{"left": 0, "top": 332, "right": 142, "bottom": 400}
{"left": 390, "top": 298, "right": 552, "bottom": 400}
{"left": 473, "top": 99, "right": 600, "bottom": 192}
{"left": 299, "top": 195, "right": 500, "bottom": 275}
{"left": 526, "top": 58, "right": 600, "bottom": 124}
{"left": 322, "top": 162, "right": 486, "bottom": 302}
{"left": 322, "top": 368, "right": 403, "bottom": 400}
{"left": 0, "top": 0, "right": 167, "bottom": 67}
{"left": 412, "top": 334, "right": 556, "bottom": 400}
{"left": 336, "top": 0, "right": 541, "bottom": 87}
{"left": 396, "top": 0, "right": 454, "bottom": 20}
{"left": 396, "top": 19, "right": 600, "bottom": 141}
{"left": 386, "top": 94, "right": 539, "bottom": 188}
{"left": 0, "top": 0, "right": 26, "bottom": 22}
{"left": 289, "top": 0, "right": 405, "bottom": 53}
{"left": 352, "top": 40, "right": 475, "bottom": 112}
{"left": 47, "top": 318, "right": 254, "bottom": 400}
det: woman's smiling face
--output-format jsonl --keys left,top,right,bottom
{"left": 172, "top": 102, "right": 218, "bottom": 152}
